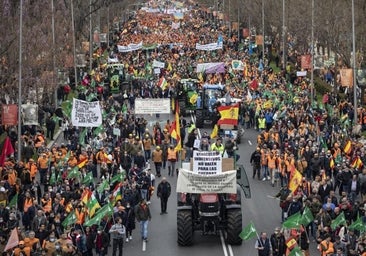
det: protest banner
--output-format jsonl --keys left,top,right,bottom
{"left": 117, "top": 41, "right": 143, "bottom": 52}
{"left": 301, "top": 55, "right": 312, "bottom": 70}
{"left": 134, "top": 98, "right": 170, "bottom": 114}
{"left": 231, "top": 60, "right": 244, "bottom": 70}
{"left": 21, "top": 104, "right": 39, "bottom": 125}
{"left": 71, "top": 98, "right": 102, "bottom": 127}
{"left": 2, "top": 104, "right": 18, "bottom": 125}
{"left": 340, "top": 69, "right": 353, "bottom": 87}
{"left": 192, "top": 151, "right": 222, "bottom": 175}
{"left": 196, "top": 62, "right": 226, "bottom": 73}
{"left": 176, "top": 169, "right": 237, "bottom": 194}
{"left": 196, "top": 42, "right": 223, "bottom": 51}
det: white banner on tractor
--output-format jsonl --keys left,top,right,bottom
{"left": 176, "top": 169, "right": 237, "bottom": 194}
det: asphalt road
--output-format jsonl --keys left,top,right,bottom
{"left": 51, "top": 113, "right": 319, "bottom": 256}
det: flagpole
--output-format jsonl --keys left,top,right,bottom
{"left": 255, "top": 232, "right": 264, "bottom": 247}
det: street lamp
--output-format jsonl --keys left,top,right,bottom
{"left": 282, "top": 0, "right": 286, "bottom": 70}
{"left": 352, "top": 0, "right": 357, "bottom": 124}
{"left": 18, "top": 0, "right": 23, "bottom": 162}
{"left": 310, "top": 0, "right": 314, "bottom": 105}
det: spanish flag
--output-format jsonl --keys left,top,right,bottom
{"left": 217, "top": 104, "right": 239, "bottom": 126}
{"left": 289, "top": 169, "right": 302, "bottom": 192}
{"left": 81, "top": 188, "right": 92, "bottom": 205}
{"left": 330, "top": 158, "right": 335, "bottom": 169}
{"left": 351, "top": 157, "right": 363, "bottom": 169}
{"left": 343, "top": 140, "right": 352, "bottom": 155}
{"left": 170, "top": 101, "right": 182, "bottom": 151}
{"left": 77, "top": 158, "right": 88, "bottom": 169}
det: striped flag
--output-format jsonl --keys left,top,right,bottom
{"left": 217, "top": 104, "right": 239, "bottom": 126}
{"left": 169, "top": 101, "right": 181, "bottom": 151}
{"left": 111, "top": 183, "right": 123, "bottom": 204}
{"left": 343, "top": 140, "right": 352, "bottom": 154}
{"left": 86, "top": 193, "right": 101, "bottom": 217}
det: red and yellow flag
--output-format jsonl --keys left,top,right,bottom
{"left": 343, "top": 140, "right": 352, "bottom": 155}
{"left": 169, "top": 101, "right": 181, "bottom": 151}
{"left": 217, "top": 104, "right": 239, "bottom": 126}
{"left": 289, "top": 169, "right": 302, "bottom": 192}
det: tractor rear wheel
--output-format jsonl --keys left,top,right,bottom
{"left": 195, "top": 109, "right": 204, "bottom": 128}
{"left": 226, "top": 209, "right": 242, "bottom": 245}
{"left": 179, "top": 100, "right": 186, "bottom": 116}
{"left": 177, "top": 210, "right": 193, "bottom": 246}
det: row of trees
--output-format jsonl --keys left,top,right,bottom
{"left": 0, "top": 0, "right": 365, "bottom": 104}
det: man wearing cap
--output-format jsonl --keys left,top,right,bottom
{"left": 152, "top": 146, "right": 163, "bottom": 177}
{"left": 157, "top": 177, "right": 171, "bottom": 214}
{"left": 109, "top": 217, "right": 126, "bottom": 256}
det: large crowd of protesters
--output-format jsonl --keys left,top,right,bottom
{"left": 0, "top": 0, "right": 365, "bottom": 255}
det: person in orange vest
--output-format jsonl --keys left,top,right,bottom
{"left": 26, "top": 159, "right": 38, "bottom": 181}
{"left": 24, "top": 230, "right": 40, "bottom": 252}
{"left": 167, "top": 145, "right": 178, "bottom": 177}
{"left": 37, "top": 153, "right": 49, "bottom": 184}
{"left": 13, "top": 240, "right": 31, "bottom": 256}
{"left": 41, "top": 193, "right": 52, "bottom": 213}
{"left": 318, "top": 234, "right": 334, "bottom": 256}
{"left": 22, "top": 191, "right": 36, "bottom": 232}
{"left": 34, "top": 131, "right": 45, "bottom": 150}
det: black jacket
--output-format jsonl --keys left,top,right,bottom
{"left": 157, "top": 181, "right": 171, "bottom": 198}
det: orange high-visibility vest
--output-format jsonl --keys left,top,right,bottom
{"left": 41, "top": 198, "right": 52, "bottom": 213}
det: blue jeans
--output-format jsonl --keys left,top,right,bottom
{"left": 140, "top": 189, "right": 148, "bottom": 200}
{"left": 140, "top": 220, "right": 149, "bottom": 239}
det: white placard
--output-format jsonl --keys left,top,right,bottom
{"left": 297, "top": 71, "right": 307, "bottom": 77}
{"left": 154, "top": 68, "right": 161, "bottom": 74}
{"left": 152, "top": 60, "right": 165, "bottom": 68}
{"left": 193, "top": 139, "right": 201, "bottom": 149}
{"left": 192, "top": 151, "right": 222, "bottom": 175}
{"left": 134, "top": 98, "right": 171, "bottom": 114}
{"left": 113, "top": 128, "right": 121, "bottom": 136}
{"left": 71, "top": 98, "right": 102, "bottom": 127}
{"left": 176, "top": 169, "right": 237, "bottom": 194}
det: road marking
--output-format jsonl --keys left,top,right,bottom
{"left": 248, "top": 140, "right": 252, "bottom": 145}
{"left": 142, "top": 241, "right": 146, "bottom": 251}
{"left": 228, "top": 244, "right": 234, "bottom": 256}
{"left": 219, "top": 230, "right": 228, "bottom": 256}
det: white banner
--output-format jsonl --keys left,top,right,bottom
{"left": 196, "top": 42, "right": 223, "bottom": 51}
{"left": 21, "top": 104, "right": 39, "bottom": 126}
{"left": 193, "top": 151, "right": 222, "bottom": 175}
{"left": 171, "top": 21, "right": 181, "bottom": 29}
{"left": 71, "top": 98, "right": 102, "bottom": 127}
{"left": 117, "top": 41, "right": 143, "bottom": 52}
{"left": 196, "top": 62, "right": 225, "bottom": 73}
{"left": 177, "top": 169, "right": 237, "bottom": 194}
{"left": 134, "top": 98, "right": 171, "bottom": 114}
{"left": 231, "top": 60, "right": 244, "bottom": 70}
{"left": 152, "top": 60, "right": 166, "bottom": 68}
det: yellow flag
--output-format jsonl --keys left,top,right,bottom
{"left": 289, "top": 169, "right": 302, "bottom": 192}
{"left": 210, "top": 124, "right": 219, "bottom": 139}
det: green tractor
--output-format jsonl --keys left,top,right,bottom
{"left": 175, "top": 78, "right": 200, "bottom": 116}
{"left": 195, "top": 84, "right": 225, "bottom": 128}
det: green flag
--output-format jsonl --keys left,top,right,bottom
{"left": 97, "top": 179, "right": 109, "bottom": 194}
{"left": 93, "top": 125, "right": 104, "bottom": 136}
{"left": 67, "top": 166, "right": 80, "bottom": 179}
{"left": 349, "top": 215, "right": 365, "bottom": 232}
{"left": 79, "top": 128, "right": 87, "bottom": 146}
{"left": 86, "top": 194, "right": 101, "bottom": 217}
{"left": 283, "top": 212, "right": 302, "bottom": 229}
{"left": 84, "top": 212, "right": 104, "bottom": 227}
{"left": 331, "top": 212, "right": 346, "bottom": 230}
{"left": 62, "top": 212, "right": 76, "bottom": 227}
{"left": 95, "top": 203, "right": 113, "bottom": 218}
{"left": 63, "top": 100, "right": 73, "bottom": 118}
{"left": 239, "top": 221, "right": 257, "bottom": 240}
{"left": 63, "top": 151, "right": 71, "bottom": 163}
{"left": 8, "top": 194, "right": 18, "bottom": 208}
{"left": 49, "top": 171, "right": 56, "bottom": 185}
{"left": 110, "top": 172, "right": 124, "bottom": 185}
{"left": 82, "top": 172, "right": 94, "bottom": 185}
{"left": 289, "top": 246, "right": 302, "bottom": 256}
{"left": 301, "top": 207, "right": 314, "bottom": 226}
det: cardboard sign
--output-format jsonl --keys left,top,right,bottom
{"left": 192, "top": 151, "right": 222, "bottom": 175}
